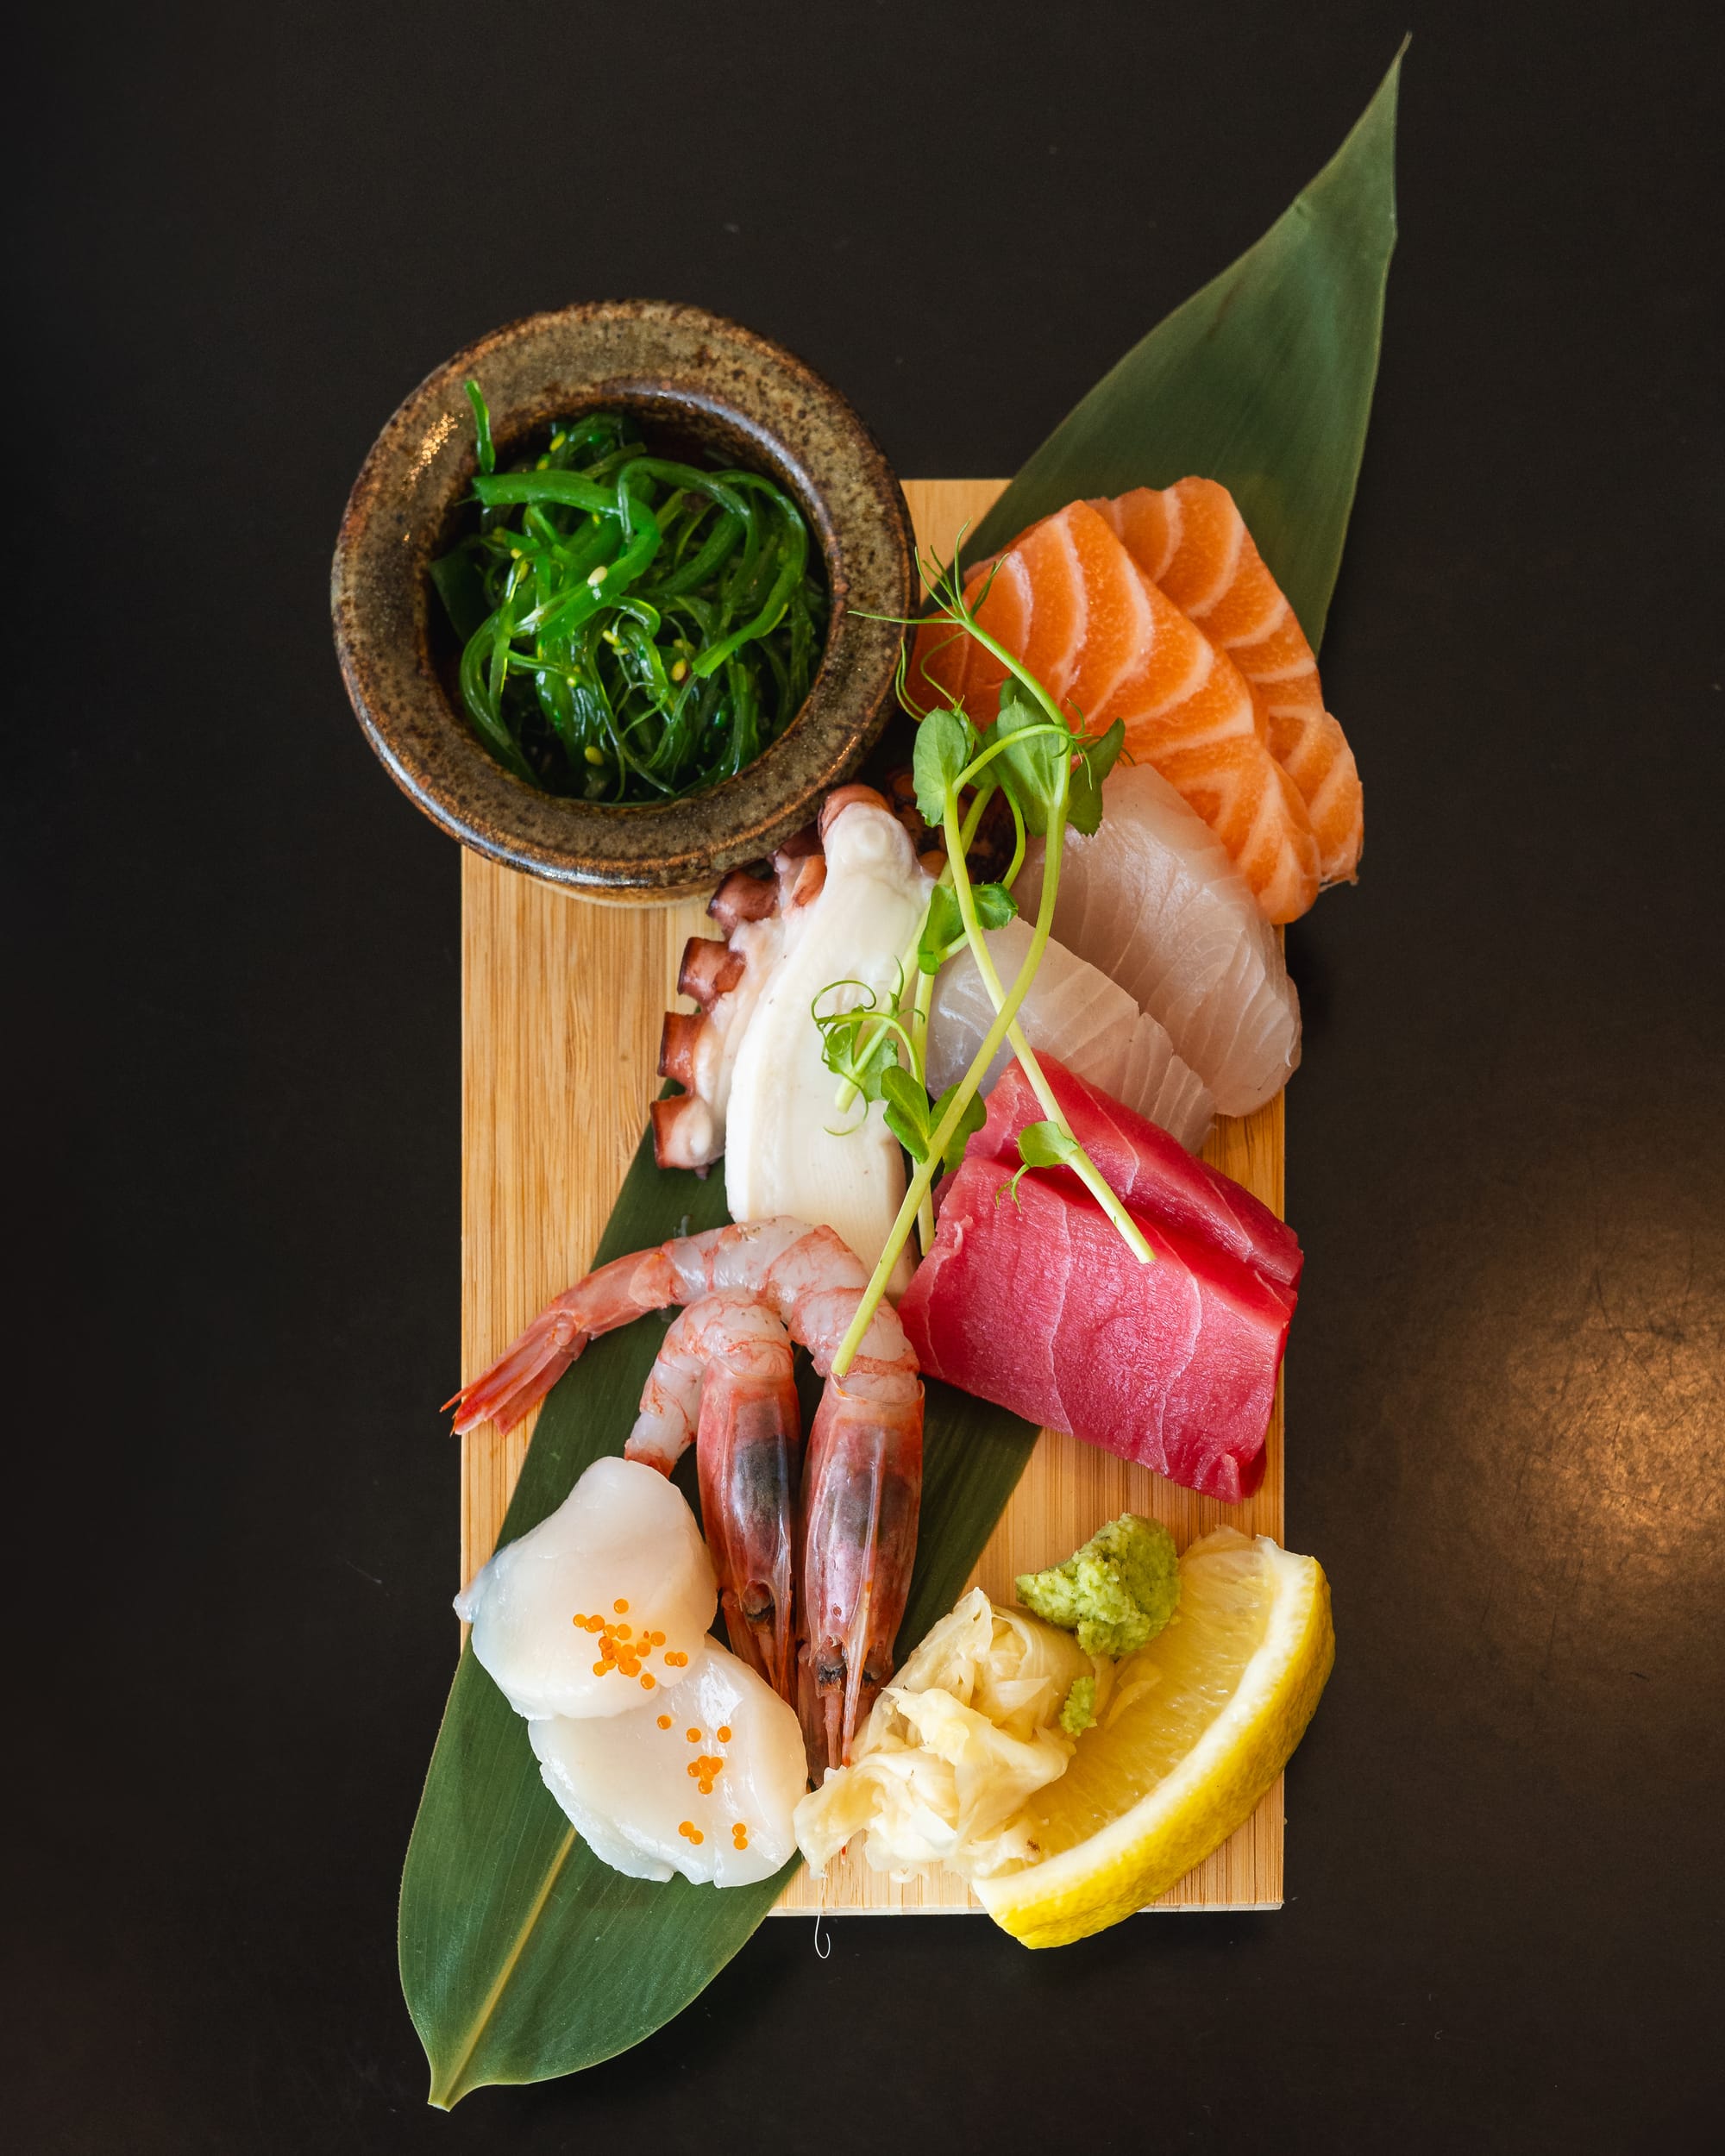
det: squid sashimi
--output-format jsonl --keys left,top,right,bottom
{"left": 909, "top": 501, "right": 1320, "bottom": 923}
{"left": 1096, "top": 479, "right": 1363, "bottom": 885}
{"left": 973, "top": 1056, "right": 1302, "bottom": 1291}
{"left": 924, "top": 915, "right": 1214, "bottom": 1154}
{"left": 1015, "top": 761, "right": 1300, "bottom": 1118}
{"left": 900, "top": 1069, "right": 1298, "bottom": 1503}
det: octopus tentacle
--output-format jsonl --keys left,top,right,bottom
{"left": 678, "top": 935, "right": 745, "bottom": 1009}
{"left": 710, "top": 867, "right": 779, "bottom": 932}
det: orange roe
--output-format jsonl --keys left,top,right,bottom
{"left": 717, "top": 1726, "right": 732, "bottom": 1744}
{"left": 686, "top": 1728, "right": 701, "bottom": 1744}
{"left": 569, "top": 1608, "right": 687, "bottom": 1689}
{"left": 732, "top": 1824, "right": 750, "bottom": 1850}
{"left": 656, "top": 1714, "right": 673, "bottom": 1730}
{"left": 678, "top": 1821, "right": 704, "bottom": 1845}
{"left": 613, "top": 1599, "right": 629, "bottom": 1614}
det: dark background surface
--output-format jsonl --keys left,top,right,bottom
{"left": 9, "top": 2, "right": 1722, "bottom": 2149}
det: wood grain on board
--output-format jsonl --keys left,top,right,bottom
{"left": 461, "top": 479, "right": 1287, "bottom": 1915}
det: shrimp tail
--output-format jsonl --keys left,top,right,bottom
{"left": 445, "top": 1307, "right": 588, "bottom": 1434}
{"left": 447, "top": 1249, "right": 678, "bottom": 1434}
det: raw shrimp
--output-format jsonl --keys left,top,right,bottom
{"left": 448, "top": 1217, "right": 924, "bottom": 1770}
{"left": 630, "top": 1292, "right": 802, "bottom": 1697}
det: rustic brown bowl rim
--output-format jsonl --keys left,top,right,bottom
{"left": 329, "top": 300, "right": 913, "bottom": 900}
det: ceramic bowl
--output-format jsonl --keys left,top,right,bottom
{"left": 331, "top": 300, "right": 913, "bottom": 903}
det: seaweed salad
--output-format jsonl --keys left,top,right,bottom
{"left": 432, "top": 385, "right": 827, "bottom": 802}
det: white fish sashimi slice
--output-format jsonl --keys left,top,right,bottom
{"left": 925, "top": 916, "right": 1214, "bottom": 1153}
{"left": 1115, "top": 1004, "right": 1218, "bottom": 1155}
{"left": 529, "top": 1639, "right": 807, "bottom": 1887}
{"left": 925, "top": 918, "right": 1128, "bottom": 1096}
{"left": 1014, "top": 762, "right": 1300, "bottom": 1117}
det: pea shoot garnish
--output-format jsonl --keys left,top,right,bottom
{"left": 430, "top": 385, "right": 827, "bottom": 802}
{"left": 824, "top": 549, "right": 1152, "bottom": 1379}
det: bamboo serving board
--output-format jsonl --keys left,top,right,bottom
{"left": 460, "top": 479, "right": 1287, "bottom": 1915}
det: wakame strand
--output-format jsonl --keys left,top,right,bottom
{"left": 435, "top": 387, "right": 827, "bottom": 801}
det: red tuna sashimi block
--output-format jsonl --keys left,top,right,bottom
{"left": 900, "top": 1153, "right": 1295, "bottom": 1501}
{"left": 974, "top": 1056, "right": 1302, "bottom": 1291}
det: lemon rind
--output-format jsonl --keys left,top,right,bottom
{"left": 975, "top": 1540, "right": 1334, "bottom": 1948}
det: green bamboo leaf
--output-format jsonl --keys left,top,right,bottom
{"left": 399, "top": 1122, "right": 1038, "bottom": 2104}
{"left": 401, "top": 51, "right": 1400, "bottom": 2103}
{"left": 969, "top": 44, "right": 1402, "bottom": 648}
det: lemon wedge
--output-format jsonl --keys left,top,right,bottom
{"left": 975, "top": 1527, "right": 1333, "bottom": 1947}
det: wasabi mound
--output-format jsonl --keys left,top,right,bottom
{"left": 1016, "top": 1514, "right": 1181, "bottom": 1658}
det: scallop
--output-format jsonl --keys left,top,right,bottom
{"left": 530, "top": 1639, "right": 806, "bottom": 1886}
{"left": 455, "top": 1457, "right": 716, "bottom": 1720}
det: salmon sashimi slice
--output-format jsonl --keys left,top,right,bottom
{"left": 908, "top": 511, "right": 1120, "bottom": 726}
{"left": 909, "top": 502, "right": 1320, "bottom": 923}
{"left": 1097, "top": 479, "right": 1363, "bottom": 885}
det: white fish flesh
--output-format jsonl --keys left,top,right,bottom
{"left": 924, "top": 915, "right": 1214, "bottom": 1153}
{"left": 1015, "top": 761, "right": 1301, "bottom": 1117}
{"left": 530, "top": 1638, "right": 807, "bottom": 1886}
{"left": 454, "top": 1457, "right": 716, "bottom": 1720}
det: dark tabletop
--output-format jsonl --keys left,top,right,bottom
{"left": 11, "top": 3, "right": 1722, "bottom": 2149}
